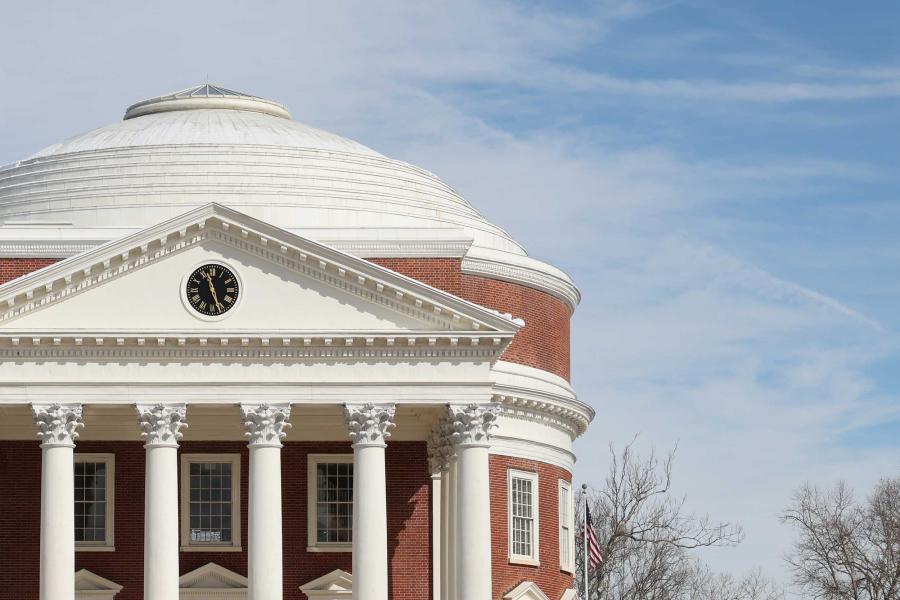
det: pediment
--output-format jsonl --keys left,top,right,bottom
{"left": 179, "top": 562, "right": 247, "bottom": 591}
{"left": 504, "top": 581, "right": 552, "bottom": 600}
{"left": 299, "top": 568, "right": 352, "bottom": 598}
{"left": 0, "top": 204, "right": 520, "bottom": 348}
{"left": 74, "top": 569, "right": 122, "bottom": 599}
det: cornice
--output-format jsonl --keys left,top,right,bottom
{"left": 461, "top": 253, "right": 580, "bottom": 313}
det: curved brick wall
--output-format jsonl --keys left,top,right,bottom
{"left": 370, "top": 258, "right": 572, "bottom": 381}
{"left": 490, "top": 455, "right": 575, "bottom": 598}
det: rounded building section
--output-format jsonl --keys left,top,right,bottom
{"left": 0, "top": 85, "right": 591, "bottom": 600}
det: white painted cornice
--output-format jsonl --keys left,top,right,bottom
{"left": 0, "top": 203, "right": 522, "bottom": 337}
{"left": 491, "top": 361, "right": 594, "bottom": 438}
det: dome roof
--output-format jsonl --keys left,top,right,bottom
{"left": 0, "top": 85, "right": 579, "bottom": 308}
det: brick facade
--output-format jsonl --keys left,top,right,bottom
{"left": 0, "top": 440, "right": 431, "bottom": 600}
{"left": 489, "top": 455, "right": 575, "bottom": 600}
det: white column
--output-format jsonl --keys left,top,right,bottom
{"left": 33, "top": 403, "right": 84, "bottom": 600}
{"left": 447, "top": 459, "right": 458, "bottom": 600}
{"left": 344, "top": 403, "right": 396, "bottom": 600}
{"left": 449, "top": 403, "right": 499, "bottom": 600}
{"left": 137, "top": 403, "right": 187, "bottom": 600}
{"left": 427, "top": 416, "right": 454, "bottom": 600}
{"left": 241, "top": 403, "right": 292, "bottom": 600}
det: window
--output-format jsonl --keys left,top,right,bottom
{"left": 180, "top": 454, "right": 241, "bottom": 551}
{"left": 508, "top": 469, "right": 540, "bottom": 565}
{"left": 307, "top": 454, "right": 353, "bottom": 551}
{"left": 559, "top": 480, "right": 575, "bottom": 572}
{"left": 74, "top": 454, "right": 115, "bottom": 550}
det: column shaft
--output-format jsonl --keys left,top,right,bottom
{"left": 456, "top": 445, "right": 493, "bottom": 600}
{"left": 40, "top": 445, "right": 76, "bottom": 600}
{"left": 248, "top": 446, "right": 283, "bottom": 600}
{"left": 353, "top": 444, "right": 389, "bottom": 600}
{"left": 143, "top": 446, "right": 180, "bottom": 600}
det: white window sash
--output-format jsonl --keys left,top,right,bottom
{"left": 508, "top": 469, "right": 540, "bottom": 565}
{"left": 559, "top": 479, "right": 575, "bottom": 572}
{"left": 306, "top": 453, "right": 354, "bottom": 552}
{"left": 74, "top": 453, "right": 115, "bottom": 551}
{"left": 179, "top": 453, "right": 242, "bottom": 551}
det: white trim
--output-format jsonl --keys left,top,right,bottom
{"left": 558, "top": 479, "right": 575, "bottom": 574}
{"left": 306, "top": 453, "right": 354, "bottom": 552}
{"left": 508, "top": 468, "right": 540, "bottom": 566}
{"left": 74, "top": 453, "right": 115, "bottom": 551}
{"left": 179, "top": 453, "right": 242, "bottom": 551}
{"left": 74, "top": 568, "right": 123, "bottom": 600}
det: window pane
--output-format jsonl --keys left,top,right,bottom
{"left": 190, "top": 462, "right": 233, "bottom": 544}
{"left": 510, "top": 476, "right": 535, "bottom": 558}
{"left": 316, "top": 461, "right": 353, "bottom": 544}
{"left": 74, "top": 461, "right": 107, "bottom": 543}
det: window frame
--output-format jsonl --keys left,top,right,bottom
{"left": 74, "top": 453, "right": 115, "bottom": 551}
{"left": 508, "top": 468, "right": 540, "bottom": 566}
{"left": 179, "top": 453, "right": 242, "bottom": 552}
{"left": 307, "top": 453, "right": 354, "bottom": 553}
{"left": 559, "top": 479, "right": 575, "bottom": 573}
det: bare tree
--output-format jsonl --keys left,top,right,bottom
{"left": 686, "top": 564, "right": 785, "bottom": 600}
{"left": 781, "top": 477, "right": 900, "bottom": 600}
{"left": 576, "top": 439, "right": 746, "bottom": 600}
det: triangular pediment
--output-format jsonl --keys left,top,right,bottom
{"left": 300, "top": 569, "right": 352, "bottom": 598}
{"left": 74, "top": 569, "right": 122, "bottom": 599}
{"left": 179, "top": 562, "right": 248, "bottom": 589}
{"left": 0, "top": 204, "right": 520, "bottom": 347}
{"left": 504, "top": 581, "right": 552, "bottom": 600}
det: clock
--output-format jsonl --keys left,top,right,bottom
{"left": 185, "top": 263, "right": 240, "bottom": 316}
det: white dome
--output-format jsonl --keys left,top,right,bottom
{"left": 1, "top": 84, "right": 524, "bottom": 256}
{"left": 0, "top": 85, "right": 579, "bottom": 307}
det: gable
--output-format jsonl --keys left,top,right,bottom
{"left": 504, "top": 581, "right": 552, "bottom": 600}
{"left": 0, "top": 203, "right": 521, "bottom": 339}
{"left": 300, "top": 569, "right": 352, "bottom": 599}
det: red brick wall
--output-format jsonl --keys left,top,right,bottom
{"left": 490, "top": 455, "right": 575, "bottom": 600}
{"left": 0, "top": 440, "right": 430, "bottom": 600}
{"left": 0, "top": 258, "right": 60, "bottom": 284}
{"left": 371, "top": 258, "right": 572, "bottom": 381}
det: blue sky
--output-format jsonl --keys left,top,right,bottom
{"left": 2, "top": 0, "right": 899, "bottom": 591}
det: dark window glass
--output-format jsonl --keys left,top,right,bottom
{"left": 189, "top": 462, "right": 233, "bottom": 544}
{"left": 316, "top": 462, "right": 353, "bottom": 543}
{"left": 74, "top": 461, "right": 107, "bottom": 543}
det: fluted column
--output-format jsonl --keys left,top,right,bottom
{"left": 344, "top": 403, "right": 396, "bottom": 600}
{"left": 449, "top": 403, "right": 499, "bottom": 600}
{"left": 427, "top": 416, "right": 455, "bottom": 600}
{"left": 241, "top": 403, "right": 292, "bottom": 600}
{"left": 33, "top": 403, "right": 84, "bottom": 600}
{"left": 137, "top": 403, "right": 187, "bottom": 600}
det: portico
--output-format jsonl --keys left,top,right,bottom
{"left": 25, "top": 400, "right": 500, "bottom": 600}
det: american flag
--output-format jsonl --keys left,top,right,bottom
{"left": 586, "top": 506, "right": 603, "bottom": 567}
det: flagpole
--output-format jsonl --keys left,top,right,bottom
{"left": 582, "top": 483, "right": 589, "bottom": 600}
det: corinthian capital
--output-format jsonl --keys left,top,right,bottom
{"left": 32, "top": 403, "right": 84, "bottom": 447}
{"left": 448, "top": 403, "right": 499, "bottom": 448}
{"left": 344, "top": 403, "right": 396, "bottom": 447}
{"left": 427, "top": 415, "right": 455, "bottom": 473}
{"left": 241, "top": 403, "right": 292, "bottom": 447}
{"left": 136, "top": 403, "right": 188, "bottom": 448}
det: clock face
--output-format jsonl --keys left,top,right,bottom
{"left": 185, "top": 264, "right": 240, "bottom": 316}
